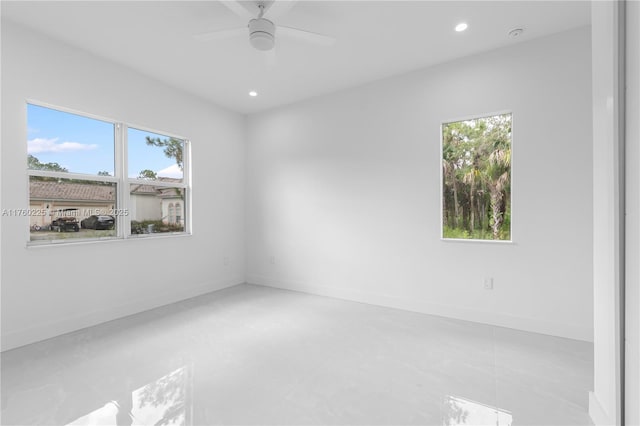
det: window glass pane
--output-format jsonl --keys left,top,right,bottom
{"left": 129, "top": 184, "right": 186, "bottom": 234}
{"left": 441, "top": 113, "right": 512, "bottom": 241}
{"left": 29, "top": 176, "right": 117, "bottom": 242}
{"left": 27, "top": 104, "right": 115, "bottom": 176}
{"left": 128, "top": 128, "right": 184, "bottom": 181}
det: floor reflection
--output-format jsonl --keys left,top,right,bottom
{"left": 1, "top": 285, "right": 593, "bottom": 425}
{"left": 443, "top": 395, "right": 512, "bottom": 426}
{"left": 67, "top": 366, "right": 190, "bottom": 426}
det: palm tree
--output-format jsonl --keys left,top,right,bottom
{"left": 480, "top": 114, "right": 512, "bottom": 239}
{"left": 486, "top": 147, "right": 511, "bottom": 239}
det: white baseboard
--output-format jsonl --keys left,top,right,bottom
{"left": 1, "top": 277, "right": 244, "bottom": 352}
{"left": 589, "top": 391, "right": 615, "bottom": 426}
{"left": 247, "top": 274, "right": 593, "bottom": 342}
{"left": 4, "top": 274, "right": 591, "bottom": 352}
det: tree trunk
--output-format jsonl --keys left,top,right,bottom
{"left": 442, "top": 187, "right": 448, "bottom": 227}
{"left": 452, "top": 178, "right": 459, "bottom": 228}
{"left": 469, "top": 182, "right": 475, "bottom": 232}
{"left": 490, "top": 187, "right": 505, "bottom": 239}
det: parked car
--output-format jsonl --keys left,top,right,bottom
{"left": 81, "top": 215, "right": 115, "bottom": 230}
{"left": 50, "top": 209, "right": 80, "bottom": 232}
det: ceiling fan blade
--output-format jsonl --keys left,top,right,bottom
{"left": 264, "top": 0, "right": 298, "bottom": 19}
{"left": 219, "top": 1, "right": 254, "bottom": 20}
{"left": 194, "top": 27, "right": 246, "bottom": 42}
{"left": 277, "top": 26, "right": 336, "bottom": 46}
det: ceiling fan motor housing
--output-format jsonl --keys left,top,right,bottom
{"left": 249, "top": 18, "right": 275, "bottom": 50}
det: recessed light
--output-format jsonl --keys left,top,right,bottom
{"left": 249, "top": 91, "right": 258, "bottom": 97}
{"left": 455, "top": 22, "right": 468, "bottom": 32}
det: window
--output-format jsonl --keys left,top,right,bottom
{"left": 128, "top": 127, "right": 187, "bottom": 235}
{"left": 175, "top": 203, "right": 182, "bottom": 225}
{"left": 26, "top": 102, "right": 190, "bottom": 244}
{"left": 168, "top": 203, "right": 176, "bottom": 224}
{"left": 441, "top": 113, "right": 512, "bottom": 241}
{"left": 27, "top": 104, "right": 118, "bottom": 242}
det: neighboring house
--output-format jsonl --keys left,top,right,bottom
{"left": 159, "top": 187, "right": 184, "bottom": 226}
{"left": 29, "top": 178, "right": 184, "bottom": 228}
{"left": 131, "top": 178, "right": 185, "bottom": 226}
{"left": 29, "top": 180, "right": 115, "bottom": 228}
{"left": 129, "top": 183, "right": 163, "bottom": 223}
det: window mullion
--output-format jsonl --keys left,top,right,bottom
{"left": 115, "top": 123, "right": 129, "bottom": 239}
{"left": 27, "top": 170, "right": 118, "bottom": 183}
{"left": 184, "top": 139, "right": 192, "bottom": 234}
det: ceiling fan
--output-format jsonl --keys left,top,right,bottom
{"left": 195, "top": 0, "right": 336, "bottom": 52}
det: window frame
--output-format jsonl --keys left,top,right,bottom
{"left": 26, "top": 100, "right": 192, "bottom": 246}
{"left": 124, "top": 123, "right": 191, "bottom": 240}
{"left": 439, "top": 110, "right": 514, "bottom": 244}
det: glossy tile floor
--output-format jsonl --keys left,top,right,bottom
{"left": 1, "top": 284, "right": 593, "bottom": 425}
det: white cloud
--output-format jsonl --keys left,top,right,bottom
{"left": 28, "top": 137, "right": 98, "bottom": 154}
{"left": 156, "top": 164, "right": 183, "bottom": 179}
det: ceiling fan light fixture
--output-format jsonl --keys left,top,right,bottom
{"left": 249, "top": 18, "right": 275, "bottom": 51}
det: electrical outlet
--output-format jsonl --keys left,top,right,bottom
{"left": 483, "top": 278, "right": 494, "bottom": 290}
{"left": 269, "top": 256, "right": 275, "bottom": 265}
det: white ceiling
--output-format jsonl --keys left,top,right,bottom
{"left": 2, "top": 1, "right": 591, "bottom": 114}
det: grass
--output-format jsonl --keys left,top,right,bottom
{"left": 30, "top": 228, "right": 116, "bottom": 241}
{"left": 443, "top": 226, "right": 510, "bottom": 241}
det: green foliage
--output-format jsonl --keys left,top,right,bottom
{"left": 145, "top": 136, "right": 183, "bottom": 170}
{"left": 443, "top": 226, "right": 471, "bottom": 239}
{"left": 131, "top": 220, "right": 184, "bottom": 234}
{"left": 443, "top": 226, "right": 497, "bottom": 240}
{"left": 138, "top": 169, "right": 158, "bottom": 180}
{"left": 28, "top": 156, "right": 115, "bottom": 185}
{"left": 28, "top": 154, "right": 68, "bottom": 172}
{"left": 442, "top": 114, "right": 512, "bottom": 240}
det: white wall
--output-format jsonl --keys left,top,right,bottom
{"left": 625, "top": 1, "right": 640, "bottom": 424}
{"left": 589, "top": 1, "right": 624, "bottom": 424}
{"left": 0, "top": 20, "right": 246, "bottom": 351}
{"left": 246, "top": 28, "right": 593, "bottom": 342}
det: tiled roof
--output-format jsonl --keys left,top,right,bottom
{"left": 130, "top": 177, "right": 182, "bottom": 195}
{"left": 30, "top": 177, "right": 184, "bottom": 201}
{"left": 158, "top": 187, "right": 184, "bottom": 199}
{"left": 130, "top": 184, "right": 159, "bottom": 195}
{"left": 30, "top": 180, "right": 115, "bottom": 201}
{"left": 157, "top": 177, "right": 182, "bottom": 184}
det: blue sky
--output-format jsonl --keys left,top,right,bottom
{"left": 27, "top": 104, "right": 182, "bottom": 179}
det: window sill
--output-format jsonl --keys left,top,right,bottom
{"left": 440, "top": 237, "right": 515, "bottom": 245}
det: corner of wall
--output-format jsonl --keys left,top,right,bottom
{"left": 1, "top": 277, "right": 244, "bottom": 352}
